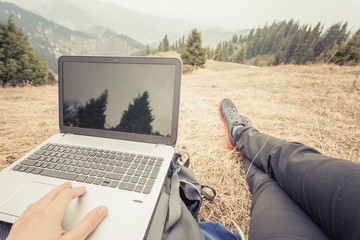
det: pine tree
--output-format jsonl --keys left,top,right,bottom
{"left": 314, "top": 22, "right": 349, "bottom": 60}
{"left": 158, "top": 41, "right": 163, "bottom": 52}
{"left": 162, "top": 35, "right": 170, "bottom": 52}
{"left": 213, "top": 43, "right": 224, "bottom": 61}
{"left": 77, "top": 90, "right": 108, "bottom": 129}
{"left": 232, "top": 34, "right": 238, "bottom": 43}
{"left": 180, "top": 29, "right": 206, "bottom": 66}
{"left": 327, "top": 30, "right": 360, "bottom": 65}
{"left": 233, "top": 46, "right": 246, "bottom": 63}
{"left": 116, "top": 91, "right": 154, "bottom": 134}
{"left": 0, "top": 15, "right": 54, "bottom": 86}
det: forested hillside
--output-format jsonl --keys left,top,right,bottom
{"left": 210, "top": 20, "right": 360, "bottom": 66}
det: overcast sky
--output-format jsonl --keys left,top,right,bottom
{"left": 98, "top": 0, "right": 360, "bottom": 31}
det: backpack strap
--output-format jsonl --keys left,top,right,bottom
{"left": 166, "top": 161, "right": 182, "bottom": 229}
{"left": 176, "top": 150, "right": 216, "bottom": 201}
{"left": 176, "top": 150, "right": 190, "bottom": 168}
{"left": 200, "top": 185, "right": 216, "bottom": 201}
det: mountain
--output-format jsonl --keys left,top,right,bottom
{"left": 5, "top": 0, "right": 196, "bottom": 45}
{"left": 0, "top": 1, "right": 144, "bottom": 72}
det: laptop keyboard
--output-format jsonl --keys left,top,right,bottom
{"left": 11, "top": 143, "right": 163, "bottom": 194}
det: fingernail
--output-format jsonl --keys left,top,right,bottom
{"left": 98, "top": 206, "right": 108, "bottom": 219}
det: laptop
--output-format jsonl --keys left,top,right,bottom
{"left": 0, "top": 56, "right": 182, "bottom": 239}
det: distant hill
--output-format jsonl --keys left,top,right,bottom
{"left": 5, "top": 0, "right": 195, "bottom": 45}
{"left": 0, "top": 1, "right": 144, "bottom": 72}
{"left": 5, "top": 0, "right": 250, "bottom": 48}
{"left": 202, "top": 28, "right": 251, "bottom": 47}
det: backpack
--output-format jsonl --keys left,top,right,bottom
{"left": 146, "top": 150, "right": 216, "bottom": 240}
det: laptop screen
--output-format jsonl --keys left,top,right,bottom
{"left": 58, "top": 56, "right": 182, "bottom": 146}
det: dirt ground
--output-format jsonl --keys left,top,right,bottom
{"left": 1, "top": 60, "right": 359, "bottom": 238}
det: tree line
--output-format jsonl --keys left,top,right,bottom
{"left": 0, "top": 15, "right": 55, "bottom": 87}
{"left": 140, "top": 19, "right": 359, "bottom": 67}
{"left": 210, "top": 20, "right": 360, "bottom": 66}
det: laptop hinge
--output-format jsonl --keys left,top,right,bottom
{"left": 156, "top": 144, "right": 167, "bottom": 148}
{"left": 62, "top": 133, "right": 73, "bottom": 137}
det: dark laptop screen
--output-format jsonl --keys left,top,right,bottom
{"left": 58, "top": 57, "right": 181, "bottom": 145}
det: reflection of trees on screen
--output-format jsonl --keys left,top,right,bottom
{"left": 63, "top": 102, "right": 73, "bottom": 126}
{"left": 77, "top": 90, "right": 108, "bottom": 129}
{"left": 115, "top": 91, "right": 154, "bottom": 134}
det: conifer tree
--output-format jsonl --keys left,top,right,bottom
{"left": 232, "top": 34, "right": 238, "bottom": 43}
{"left": 158, "top": 41, "right": 163, "bottom": 52}
{"left": 327, "top": 30, "right": 360, "bottom": 65}
{"left": 213, "top": 43, "right": 224, "bottom": 61}
{"left": 78, "top": 90, "right": 108, "bottom": 129}
{"left": 0, "top": 15, "right": 55, "bottom": 86}
{"left": 180, "top": 29, "right": 206, "bottom": 66}
{"left": 162, "top": 35, "right": 170, "bottom": 52}
{"left": 233, "top": 47, "right": 246, "bottom": 63}
{"left": 116, "top": 91, "right": 154, "bottom": 134}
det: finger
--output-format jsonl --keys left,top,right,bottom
{"left": 38, "top": 182, "right": 72, "bottom": 205}
{"left": 51, "top": 186, "right": 86, "bottom": 220}
{"left": 63, "top": 206, "right": 108, "bottom": 240}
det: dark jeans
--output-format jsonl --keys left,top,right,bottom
{"left": 234, "top": 127, "right": 360, "bottom": 240}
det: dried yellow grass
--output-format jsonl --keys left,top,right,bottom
{"left": 1, "top": 60, "right": 359, "bottom": 238}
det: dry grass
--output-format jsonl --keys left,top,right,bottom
{"left": 1, "top": 60, "right": 359, "bottom": 238}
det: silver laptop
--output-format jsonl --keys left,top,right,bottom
{"left": 0, "top": 56, "right": 182, "bottom": 239}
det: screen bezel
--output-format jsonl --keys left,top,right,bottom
{"left": 58, "top": 56, "right": 182, "bottom": 146}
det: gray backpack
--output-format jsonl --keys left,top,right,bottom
{"left": 146, "top": 151, "right": 216, "bottom": 240}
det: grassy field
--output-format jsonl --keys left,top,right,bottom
{"left": 1, "top": 60, "right": 359, "bottom": 237}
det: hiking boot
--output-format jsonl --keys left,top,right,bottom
{"left": 218, "top": 98, "right": 255, "bottom": 149}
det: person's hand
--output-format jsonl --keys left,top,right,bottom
{"left": 6, "top": 182, "right": 108, "bottom": 240}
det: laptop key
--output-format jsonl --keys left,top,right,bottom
{"left": 130, "top": 176, "right": 139, "bottom": 184}
{"left": 40, "top": 169, "right": 78, "bottom": 181}
{"left": 143, "top": 179, "right": 155, "bottom": 194}
{"left": 76, "top": 175, "right": 87, "bottom": 182}
{"left": 105, "top": 172, "right": 123, "bottom": 181}
{"left": 109, "top": 181, "right": 119, "bottom": 188}
{"left": 25, "top": 167, "right": 35, "bottom": 173}
{"left": 118, "top": 182, "right": 136, "bottom": 191}
{"left": 12, "top": 165, "right": 22, "bottom": 171}
{"left": 21, "top": 160, "right": 37, "bottom": 166}
{"left": 150, "top": 167, "right": 160, "bottom": 179}
{"left": 28, "top": 154, "right": 41, "bottom": 160}
{"left": 31, "top": 168, "right": 43, "bottom": 174}
{"left": 85, "top": 176, "right": 95, "bottom": 184}
{"left": 93, "top": 178, "right": 103, "bottom": 185}
{"left": 18, "top": 166, "right": 28, "bottom": 172}
{"left": 101, "top": 179, "right": 111, "bottom": 187}
{"left": 122, "top": 175, "right": 131, "bottom": 182}
{"left": 134, "top": 185, "right": 144, "bottom": 193}
{"left": 113, "top": 167, "right": 127, "bottom": 174}
{"left": 90, "top": 170, "right": 99, "bottom": 176}
{"left": 138, "top": 178, "right": 147, "bottom": 185}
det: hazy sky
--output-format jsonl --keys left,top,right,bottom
{"left": 98, "top": 0, "right": 360, "bottom": 31}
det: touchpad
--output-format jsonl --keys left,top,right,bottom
{"left": 0, "top": 182, "right": 56, "bottom": 217}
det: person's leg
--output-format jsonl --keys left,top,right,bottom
{"left": 244, "top": 158, "right": 330, "bottom": 240}
{"left": 219, "top": 98, "right": 360, "bottom": 239}
{"left": 236, "top": 127, "right": 360, "bottom": 240}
